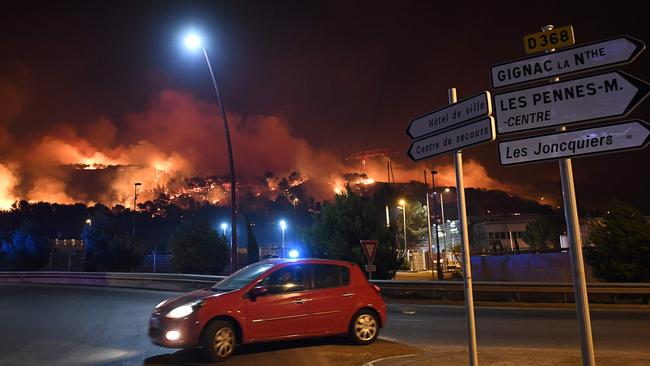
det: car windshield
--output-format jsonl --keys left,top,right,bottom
{"left": 211, "top": 262, "right": 275, "bottom": 291}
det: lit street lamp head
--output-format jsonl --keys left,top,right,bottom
{"left": 398, "top": 199, "right": 406, "bottom": 207}
{"left": 279, "top": 220, "right": 287, "bottom": 230}
{"left": 220, "top": 222, "right": 228, "bottom": 231}
{"left": 184, "top": 34, "right": 202, "bottom": 50}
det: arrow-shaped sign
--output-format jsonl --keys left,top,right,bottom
{"left": 494, "top": 71, "right": 649, "bottom": 135}
{"left": 491, "top": 36, "right": 645, "bottom": 89}
{"left": 498, "top": 120, "right": 650, "bottom": 166}
{"left": 406, "top": 92, "right": 491, "bottom": 139}
{"left": 408, "top": 117, "right": 495, "bottom": 161}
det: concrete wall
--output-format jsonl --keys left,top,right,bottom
{"left": 471, "top": 251, "right": 597, "bottom": 282}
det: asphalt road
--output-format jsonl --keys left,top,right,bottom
{"left": 0, "top": 284, "right": 648, "bottom": 366}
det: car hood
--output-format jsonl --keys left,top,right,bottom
{"left": 156, "top": 288, "right": 234, "bottom": 313}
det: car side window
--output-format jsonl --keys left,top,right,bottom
{"left": 259, "top": 265, "right": 306, "bottom": 294}
{"left": 313, "top": 264, "right": 348, "bottom": 289}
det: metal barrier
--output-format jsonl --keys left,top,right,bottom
{"left": 1, "top": 272, "right": 648, "bottom": 304}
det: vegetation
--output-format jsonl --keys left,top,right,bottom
{"left": 522, "top": 215, "right": 563, "bottom": 250}
{"left": 303, "top": 187, "right": 403, "bottom": 279}
{"left": 82, "top": 205, "right": 144, "bottom": 271}
{"left": 168, "top": 220, "right": 229, "bottom": 274}
{"left": 586, "top": 200, "right": 650, "bottom": 282}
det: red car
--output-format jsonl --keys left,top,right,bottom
{"left": 149, "top": 258, "right": 386, "bottom": 362}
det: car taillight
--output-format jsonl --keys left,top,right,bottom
{"left": 372, "top": 284, "right": 382, "bottom": 293}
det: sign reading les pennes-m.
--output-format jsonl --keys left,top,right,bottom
{"left": 494, "top": 71, "right": 650, "bottom": 135}
{"left": 408, "top": 117, "right": 495, "bottom": 161}
{"left": 406, "top": 92, "right": 491, "bottom": 139}
{"left": 499, "top": 120, "right": 650, "bottom": 166}
{"left": 491, "top": 36, "right": 645, "bottom": 88}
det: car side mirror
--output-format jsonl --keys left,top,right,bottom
{"left": 249, "top": 286, "right": 269, "bottom": 301}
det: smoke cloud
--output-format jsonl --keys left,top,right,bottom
{"left": 0, "top": 84, "right": 523, "bottom": 209}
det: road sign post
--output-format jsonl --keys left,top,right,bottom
{"left": 360, "top": 240, "right": 378, "bottom": 279}
{"left": 448, "top": 88, "right": 479, "bottom": 366}
{"left": 543, "top": 25, "right": 595, "bottom": 366}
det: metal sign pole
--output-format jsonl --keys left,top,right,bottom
{"left": 449, "top": 87, "right": 479, "bottom": 366}
{"left": 542, "top": 24, "right": 596, "bottom": 366}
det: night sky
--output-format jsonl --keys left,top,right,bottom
{"left": 1, "top": 0, "right": 649, "bottom": 211}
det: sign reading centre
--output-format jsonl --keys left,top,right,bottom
{"left": 406, "top": 92, "right": 491, "bottom": 139}
{"left": 494, "top": 71, "right": 650, "bottom": 135}
{"left": 491, "top": 36, "right": 645, "bottom": 88}
{"left": 499, "top": 120, "right": 650, "bottom": 166}
{"left": 408, "top": 117, "right": 495, "bottom": 161}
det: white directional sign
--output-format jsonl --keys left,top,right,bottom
{"left": 491, "top": 36, "right": 645, "bottom": 88}
{"left": 408, "top": 117, "right": 495, "bottom": 161}
{"left": 406, "top": 92, "right": 491, "bottom": 139}
{"left": 494, "top": 71, "right": 649, "bottom": 135}
{"left": 498, "top": 120, "right": 650, "bottom": 166}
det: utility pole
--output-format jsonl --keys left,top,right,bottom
{"left": 132, "top": 182, "right": 141, "bottom": 239}
{"left": 431, "top": 170, "right": 443, "bottom": 280}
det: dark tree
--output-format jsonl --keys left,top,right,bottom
{"left": 0, "top": 220, "right": 50, "bottom": 270}
{"left": 82, "top": 205, "right": 144, "bottom": 272}
{"left": 303, "top": 188, "right": 403, "bottom": 279}
{"left": 244, "top": 214, "right": 260, "bottom": 265}
{"left": 168, "top": 220, "right": 229, "bottom": 274}
{"left": 522, "top": 215, "right": 563, "bottom": 250}
{"left": 586, "top": 200, "right": 650, "bottom": 282}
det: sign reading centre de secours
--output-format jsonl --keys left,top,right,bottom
{"left": 494, "top": 71, "right": 650, "bottom": 135}
{"left": 498, "top": 120, "right": 650, "bottom": 166}
{"left": 406, "top": 92, "right": 491, "bottom": 139}
{"left": 491, "top": 36, "right": 645, "bottom": 88}
{"left": 408, "top": 117, "right": 495, "bottom": 161}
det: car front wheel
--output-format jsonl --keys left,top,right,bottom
{"left": 202, "top": 320, "right": 236, "bottom": 362}
{"left": 349, "top": 309, "right": 379, "bottom": 345}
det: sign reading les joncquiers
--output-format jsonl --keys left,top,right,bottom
{"left": 498, "top": 120, "right": 650, "bottom": 165}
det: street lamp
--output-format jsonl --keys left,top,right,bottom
{"left": 183, "top": 32, "right": 238, "bottom": 273}
{"left": 397, "top": 200, "right": 407, "bottom": 254}
{"left": 279, "top": 220, "right": 287, "bottom": 257}
{"left": 430, "top": 171, "right": 443, "bottom": 280}
{"left": 220, "top": 222, "right": 228, "bottom": 236}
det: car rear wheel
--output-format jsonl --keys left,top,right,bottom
{"left": 202, "top": 320, "right": 236, "bottom": 362}
{"left": 349, "top": 309, "right": 379, "bottom": 345}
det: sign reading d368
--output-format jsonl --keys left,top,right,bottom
{"left": 523, "top": 25, "right": 574, "bottom": 54}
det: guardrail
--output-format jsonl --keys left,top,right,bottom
{"left": 1, "top": 272, "right": 648, "bottom": 304}
{"left": 0, "top": 271, "right": 225, "bottom": 292}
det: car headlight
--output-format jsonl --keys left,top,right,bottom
{"left": 166, "top": 300, "right": 204, "bottom": 319}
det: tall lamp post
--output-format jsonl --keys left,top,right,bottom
{"left": 183, "top": 33, "right": 238, "bottom": 273}
{"left": 279, "top": 220, "right": 287, "bottom": 257}
{"left": 132, "top": 182, "right": 142, "bottom": 238}
{"left": 397, "top": 199, "right": 407, "bottom": 255}
{"left": 430, "top": 171, "right": 443, "bottom": 280}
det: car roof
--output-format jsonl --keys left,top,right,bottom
{"left": 260, "top": 258, "right": 355, "bottom": 267}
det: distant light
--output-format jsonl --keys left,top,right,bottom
{"left": 85, "top": 219, "right": 92, "bottom": 225}
{"left": 220, "top": 222, "right": 228, "bottom": 230}
{"left": 184, "top": 34, "right": 202, "bottom": 50}
{"left": 165, "top": 330, "right": 181, "bottom": 341}
{"left": 398, "top": 199, "right": 406, "bottom": 206}
{"left": 288, "top": 249, "right": 299, "bottom": 259}
{"left": 279, "top": 220, "right": 287, "bottom": 230}
{"left": 444, "top": 188, "right": 450, "bottom": 192}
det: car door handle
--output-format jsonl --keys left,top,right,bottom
{"left": 292, "top": 298, "right": 311, "bottom": 304}
{"left": 342, "top": 293, "right": 355, "bottom": 298}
